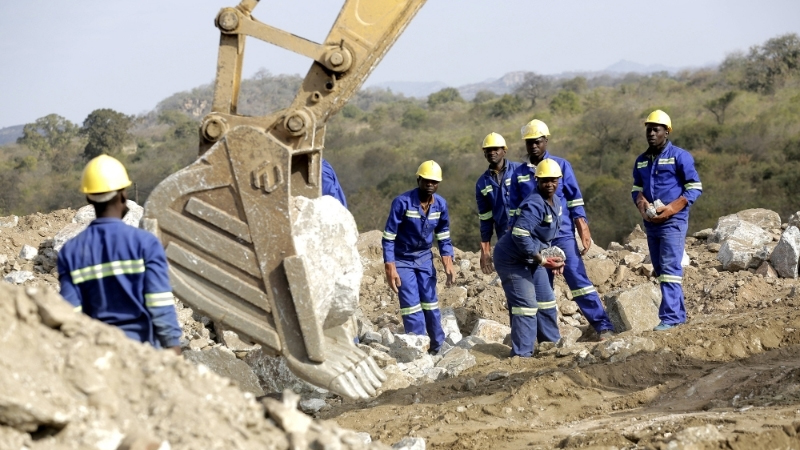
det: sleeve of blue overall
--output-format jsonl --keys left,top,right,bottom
{"left": 382, "top": 197, "right": 404, "bottom": 263}
{"left": 476, "top": 179, "right": 495, "bottom": 242}
{"left": 142, "top": 236, "right": 182, "bottom": 348}
{"left": 677, "top": 151, "right": 702, "bottom": 205}
{"left": 435, "top": 201, "right": 455, "bottom": 257}
{"left": 507, "top": 166, "right": 524, "bottom": 224}
{"left": 560, "top": 161, "right": 587, "bottom": 223}
{"left": 631, "top": 157, "right": 645, "bottom": 204}
{"left": 510, "top": 201, "right": 545, "bottom": 260}
{"left": 56, "top": 252, "right": 83, "bottom": 312}
{"left": 321, "top": 159, "right": 348, "bottom": 208}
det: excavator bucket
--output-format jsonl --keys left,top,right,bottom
{"left": 143, "top": 0, "right": 426, "bottom": 399}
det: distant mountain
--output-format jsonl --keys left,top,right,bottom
{"left": 364, "top": 80, "right": 448, "bottom": 98}
{"left": 603, "top": 59, "right": 678, "bottom": 74}
{"left": 0, "top": 125, "right": 23, "bottom": 146}
{"left": 457, "top": 72, "right": 528, "bottom": 100}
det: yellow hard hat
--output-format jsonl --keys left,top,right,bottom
{"left": 416, "top": 160, "right": 443, "bottom": 182}
{"left": 534, "top": 159, "right": 562, "bottom": 179}
{"left": 80, "top": 154, "right": 132, "bottom": 195}
{"left": 645, "top": 110, "right": 672, "bottom": 132}
{"left": 521, "top": 119, "right": 551, "bottom": 140}
{"left": 482, "top": 132, "right": 507, "bottom": 149}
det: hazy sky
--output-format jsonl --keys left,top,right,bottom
{"left": 2, "top": 0, "right": 799, "bottom": 128}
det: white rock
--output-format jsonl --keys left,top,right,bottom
{"left": 354, "top": 432, "right": 372, "bottom": 445}
{"left": 456, "top": 336, "right": 486, "bottom": 350}
{"left": 393, "top": 437, "right": 426, "bottom": 450}
{"left": 379, "top": 327, "right": 395, "bottom": 346}
{"left": 770, "top": 226, "right": 800, "bottom": 279}
{"left": 435, "top": 347, "right": 476, "bottom": 378}
{"left": 389, "top": 334, "right": 430, "bottom": 363}
{"left": 0, "top": 254, "right": 7, "bottom": 265}
{"left": 668, "top": 424, "right": 724, "bottom": 447}
{"left": 440, "top": 307, "right": 462, "bottom": 345}
{"left": 458, "top": 259, "right": 470, "bottom": 272}
{"left": 718, "top": 240, "right": 771, "bottom": 272}
{"left": 470, "top": 319, "right": 510, "bottom": 344}
{"left": 298, "top": 398, "right": 327, "bottom": 414}
{"left": 18, "top": 245, "right": 38, "bottom": 261}
{"left": 4, "top": 271, "right": 34, "bottom": 285}
{"left": 53, "top": 223, "right": 87, "bottom": 252}
{"left": 72, "top": 200, "right": 144, "bottom": 227}
{"left": 623, "top": 253, "right": 645, "bottom": 266}
{"left": 710, "top": 215, "right": 773, "bottom": 246}
{"left": 290, "top": 196, "right": 362, "bottom": 328}
{"left": 681, "top": 250, "right": 690, "bottom": 267}
{"left": 0, "top": 215, "right": 18, "bottom": 228}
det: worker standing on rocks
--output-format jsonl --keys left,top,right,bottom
{"left": 58, "top": 155, "right": 183, "bottom": 353}
{"left": 322, "top": 158, "right": 347, "bottom": 207}
{"left": 494, "top": 159, "right": 565, "bottom": 357}
{"left": 632, "top": 110, "right": 702, "bottom": 331}
{"left": 508, "top": 119, "right": 616, "bottom": 341}
{"left": 382, "top": 160, "right": 456, "bottom": 355}
{"left": 475, "top": 132, "right": 522, "bottom": 274}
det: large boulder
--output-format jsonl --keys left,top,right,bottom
{"left": 605, "top": 283, "right": 661, "bottom": 333}
{"left": 435, "top": 347, "right": 476, "bottom": 378}
{"left": 290, "top": 196, "right": 362, "bottom": 329}
{"left": 389, "top": 334, "right": 430, "bottom": 363}
{"left": 470, "top": 319, "right": 510, "bottom": 344}
{"left": 733, "top": 208, "right": 782, "bottom": 230}
{"left": 709, "top": 214, "right": 773, "bottom": 246}
{"left": 440, "top": 307, "right": 462, "bottom": 345}
{"left": 717, "top": 240, "right": 771, "bottom": 272}
{"left": 584, "top": 258, "right": 616, "bottom": 285}
{"left": 770, "top": 226, "right": 800, "bottom": 279}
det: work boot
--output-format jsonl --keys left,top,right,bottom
{"left": 653, "top": 322, "right": 677, "bottom": 331}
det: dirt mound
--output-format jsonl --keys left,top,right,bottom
{"left": 0, "top": 282, "right": 386, "bottom": 449}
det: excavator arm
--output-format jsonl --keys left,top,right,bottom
{"left": 143, "top": 0, "right": 426, "bottom": 399}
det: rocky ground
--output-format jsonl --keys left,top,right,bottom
{"left": 2, "top": 206, "right": 800, "bottom": 449}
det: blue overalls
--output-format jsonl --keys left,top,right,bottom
{"left": 494, "top": 189, "right": 561, "bottom": 357}
{"left": 508, "top": 152, "right": 615, "bottom": 333}
{"left": 57, "top": 218, "right": 183, "bottom": 348}
{"left": 475, "top": 160, "right": 522, "bottom": 241}
{"left": 632, "top": 142, "right": 702, "bottom": 325}
{"left": 382, "top": 189, "right": 454, "bottom": 352}
{"left": 322, "top": 158, "right": 347, "bottom": 208}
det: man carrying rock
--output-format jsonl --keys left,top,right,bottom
{"left": 632, "top": 110, "right": 702, "bottom": 331}
{"left": 382, "top": 160, "right": 456, "bottom": 355}
{"left": 508, "top": 119, "right": 616, "bottom": 341}
{"left": 58, "top": 155, "right": 183, "bottom": 352}
{"left": 475, "top": 132, "right": 522, "bottom": 274}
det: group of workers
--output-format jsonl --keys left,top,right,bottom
{"left": 379, "top": 111, "right": 702, "bottom": 357}
{"left": 59, "top": 109, "right": 700, "bottom": 361}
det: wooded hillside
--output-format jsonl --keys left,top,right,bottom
{"left": 2, "top": 34, "right": 798, "bottom": 251}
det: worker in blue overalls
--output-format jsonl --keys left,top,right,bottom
{"left": 494, "top": 159, "right": 565, "bottom": 357}
{"left": 508, "top": 119, "right": 616, "bottom": 341}
{"left": 475, "top": 132, "right": 522, "bottom": 274}
{"left": 632, "top": 110, "right": 702, "bottom": 331}
{"left": 58, "top": 155, "right": 183, "bottom": 353}
{"left": 382, "top": 160, "right": 456, "bottom": 354}
{"left": 322, "top": 158, "right": 347, "bottom": 207}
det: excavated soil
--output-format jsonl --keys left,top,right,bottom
{"left": 4, "top": 209, "right": 800, "bottom": 449}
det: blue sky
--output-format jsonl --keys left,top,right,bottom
{"left": 1, "top": 0, "right": 799, "bottom": 128}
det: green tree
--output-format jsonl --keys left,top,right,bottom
{"left": 514, "top": 72, "right": 553, "bottom": 106}
{"left": 490, "top": 94, "right": 523, "bottom": 118}
{"left": 549, "top": 90, "right": 583, "bottom": 116}
{"left": 704, "top": 91, "right": 738, "bottom": 125}
{"left": 723, "top": 33, "right": 800, "bottom": 94}
{"left": 561, "top": 76, "right": 587, "bottom": 94}
{"left": 81, "top": 109, "right": 134, "bottom": 159}
{"left": 472, "top": 90, "right": 497, "bottom": 103}
{"left": 16, "top": 114, "right": 79, "bottom": 158}
{"left": 427, "top": 87, "right": 463, "bottom": 108}
{"left": 401, "top": 106, "right": 428, "bottom": 129}
{"left": 158, "top": 110, "right": 198, "bottom": 139}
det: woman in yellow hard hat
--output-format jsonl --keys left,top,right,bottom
{"left": 381, "top": 160, "right": 456, "bottom": 354}
{"left": 492, "top": 159, "right": 565, "bottom": 357}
